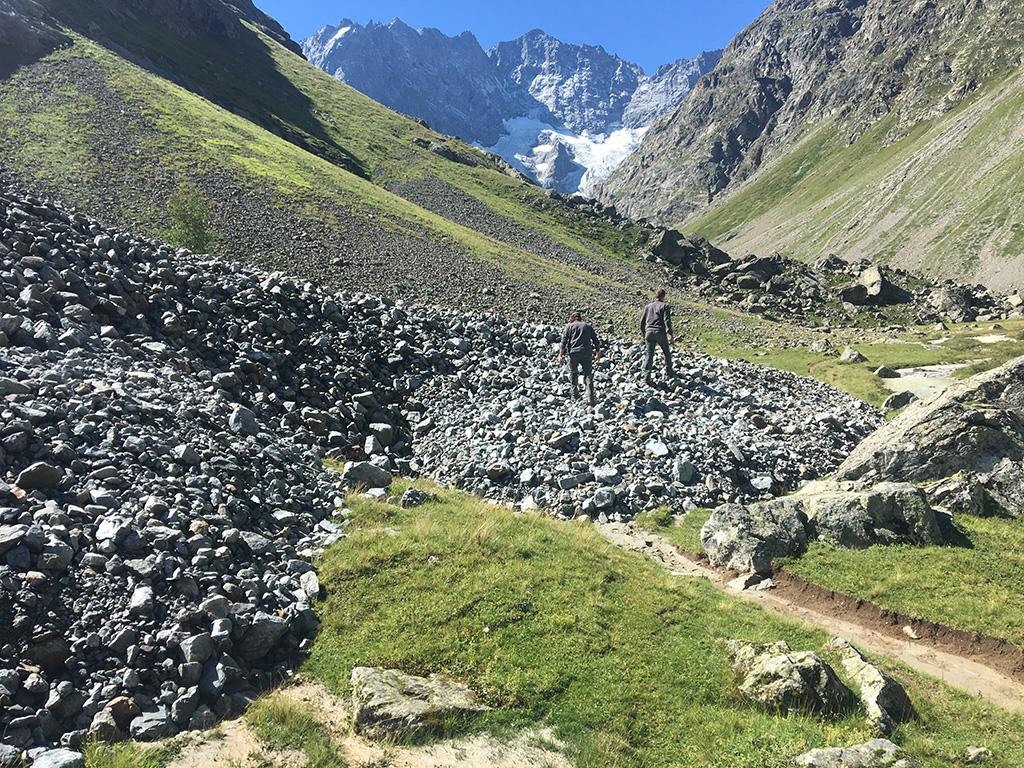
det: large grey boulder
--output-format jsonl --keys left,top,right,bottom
{"left": 701, "top": 481, "right": 943, "bottom": 574}
{"left": 793, "top": 739, "right": 921, "bottom": 767}
{"left": 839, "top": 267, "right": 908, "bottom": 307}
{"left": 725, "top": 641, "right": 856, "bottom": 717}
{"left": 700, "top": 502, "right": 808, "bottom": 574}
{"left": 800, "top": 481, "right": 942, "bottom": 549}
{"left": 827, "top": 638, "right": 913, "bottom": 735}
{"left": 341, "top": 461, "right": 393, "bottom": 489}
{"left": 351, "top": 666, "right": 490, "bottom": 740}
{"left": 838, "top": 355, "right": 1024, "bottom": 517}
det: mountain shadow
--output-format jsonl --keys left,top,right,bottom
{"left": 40, "top": 0, "right": 366, "bottom": 178}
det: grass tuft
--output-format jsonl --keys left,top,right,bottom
{"left": 83, "top": 741, "right": 178, "bottom": 768}
{"left": 247, "top": 695, "right": 347, "bottom": 768}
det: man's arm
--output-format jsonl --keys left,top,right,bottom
{"left": 639, "top": 305, "right": 647, "bottom": 336}
{"left": 591, "top": 326, "right": 601, "bottom": 360}
{"left": 559, "top": 325, "right": 569, "bottom": 363}
{"left": 666, "top": 305, "right": 674, "bottom": 341}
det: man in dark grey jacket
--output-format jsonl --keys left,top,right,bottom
{"left": 559, "top": 311, "right": 601, "bottom": 406}
{"left": 640, "top": 289, "right": 674, "bottom": 383}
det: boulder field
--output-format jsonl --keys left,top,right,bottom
{"left": 0, "top": 183, "right": 879, "bottom": 760}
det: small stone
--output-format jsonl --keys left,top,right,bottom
{"left": 129, "top": 585, "right": 155, "bottom": 615}
{"left": 15, "top": 461, "right": 63, "bottom": 490}
{"left": 88, "top": 708, "right": 124, "bottom": 743}
{"left": 179, "top": 633, "right": 215, "bottom": 663}
{"left": 228, "top": 405, "right": 258, "bottom": 436}
{"left": 645, "top": 440, "right": 670, "bottom": 458}
{"left": 965, "top": 746, "right": 993, "bottom": 764}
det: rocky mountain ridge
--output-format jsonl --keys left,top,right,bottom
{"left": 598, "top": 0, "right": 1024, "bottom": 287}
{"left": 302, "top": 19, "right": 721, "bottom": 193}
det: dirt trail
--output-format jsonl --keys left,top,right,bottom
{"left": 167, "top": 680, "right": 571, "bottom": 768}
{"left": 598, "top": 522, "right": 1024, "bottom": 711}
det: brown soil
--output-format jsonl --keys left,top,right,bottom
{"left": 597, "top": 522, "right": 1024, "bottom": 710}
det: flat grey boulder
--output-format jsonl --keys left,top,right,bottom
{"left": 701, "top": 481, "right": 943, "bottom": 574}
{"left": 838, "top": 355, "right": 1024, "bottom": 516}
{"left": 725, "top": 640, "right": 856, "bottom": 717}
{"left": 129, "top": 708, "right": 172, "bottom": 741}
{"left": 341, "top": 461, "right": 393, "bottom": 489}
{"left": 793, "top": 738, "right": 921, "bottom": 767}
{"left": 31, "top": 748, "right": 85, "bottom": 768}
{"left": 828, "top": 638, "right": 913, "bottom": 735}
{"left": 351, "top": 666, "right": 489, "bottom": 740}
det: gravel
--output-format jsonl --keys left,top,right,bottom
{"left": 408, "top": 329, "right": 881, "bottom": 519}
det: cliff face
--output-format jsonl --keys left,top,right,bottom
{"left": 304, "top": 19, "right": 523, "bottom": 147}
{"left": 303, "top": 20, "right": 720, "bottom": 193}
{"left": 600, "top": 0, "right": 1024, "bottom": 226}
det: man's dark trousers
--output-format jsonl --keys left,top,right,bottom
{"left": 569, "top": 351, "right": 596, "bottom": 405}
{"left": 644, "top": 331, "right": 673, "bottom": 379}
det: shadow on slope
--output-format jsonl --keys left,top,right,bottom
{"left": 44, "top": 0, "right": 366, "bottom": 177}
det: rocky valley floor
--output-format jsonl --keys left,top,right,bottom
{"left": 2, "top": 185, "right": 1023, "bottom": 768}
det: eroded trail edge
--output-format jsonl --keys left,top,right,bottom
{"left": 598, "top": 522, "right": 1024, "bottom": 711}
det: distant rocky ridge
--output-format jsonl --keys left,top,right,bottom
{"left": 599, "top": 0, "right": 1024, "bottom": 287}
{"left": 302, "top": 19, "right": 721, "bottom": 194}
{"left": 602, "top": 0, "right": 1024, "bottom": 222}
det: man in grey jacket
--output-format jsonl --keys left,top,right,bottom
{"left": 640, "top": 289, "right": 674, "bottom": 384}
{"left": 559, "top": 311, "right": 601, "bottom": 406}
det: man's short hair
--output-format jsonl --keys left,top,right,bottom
{"left": 570, "top": 311, "right": 582, "bottom": 321}
{"left": 655, "top": 289, "right": 666, "bottom": 300}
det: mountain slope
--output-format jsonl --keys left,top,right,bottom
{"left": 303, "top": 20, "right": 720, "bottom": 194}
{"left": 0, "top": 0, "right": 668, "bottom": 320}
{"left": 599, "top": 0, "right": 1024, "bottom": 286}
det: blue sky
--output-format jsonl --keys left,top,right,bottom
{"left": 254, "top": 0, "right": 772, "bottom": 72}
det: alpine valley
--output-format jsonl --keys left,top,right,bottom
{"left": 6, "top": 1, "right": 1024, "bottom": 768}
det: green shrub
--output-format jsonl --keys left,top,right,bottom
{"left": 164, "top": 182, "right": 216, "bottom": 253}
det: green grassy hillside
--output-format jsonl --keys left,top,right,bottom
{"left": 689, "top": 66, "right": 1024, "bottom": 290}
{"left": 297, "top": 483, "right": 1024, "bottom": 768}
{"left": 0, "top": 3, "right": 651, "bottom": 320}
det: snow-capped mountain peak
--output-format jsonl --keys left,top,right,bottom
{"left": 302, "top": 19, "right": 721, "bottom": 195}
